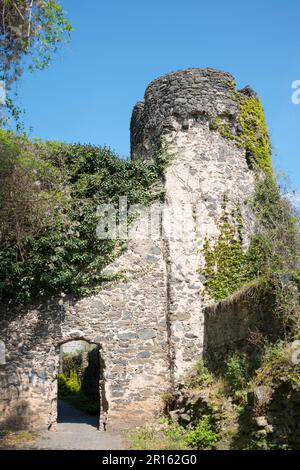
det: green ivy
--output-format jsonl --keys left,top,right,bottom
{"left": 211, "top": 88, "right": 272, "bottom": 174}
{"left": 200, "top": 196, "right": 248, "bottom": 301}
{"left": 201, "top": 175, "right": 299, "bottom": 302}
{"left": 0, "top": 131, "right": 170, "bottom": 304}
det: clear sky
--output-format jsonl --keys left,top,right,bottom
{"left": 17, "top": 0, "right": 300, "bottom": 195}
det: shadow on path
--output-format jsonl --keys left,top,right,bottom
{"left": 31, "top": 400, "right": 126, "bottom": 450}
{"left": 57, "top": 399, "right": 98, "bottom": 430}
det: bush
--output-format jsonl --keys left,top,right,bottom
{"left": 57, "top": 370, "right": 80, "bottom": 396}
{"left": 247, "top": 174, "right": 300, "bottom": 276}
{"left": 62, "top": 353, "right": 83, "bottom": 380}
{"left": 184, "top": 416, "right": 218, "bottom": 449}
{"left": 66, "top": 391, "right": 100, "bottom": 415}
{"left": 57, "top": 370, "right": 99, "bottom": 415}
{"left": 201, "top": 175, "right": 300, "bottom": 301}
{"left": 225, "top": 354, "right": 249, "bottom": 394}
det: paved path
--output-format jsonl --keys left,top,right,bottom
{"left": 31, "top": 400, "right": 126, "bottom": 450}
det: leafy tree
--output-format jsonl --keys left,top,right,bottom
{"left": 201, "top": 176, "right": 300, "bottom": 301}
{"left": 0, "top": 0, "right": 72, "bottom": 85}
{"left": 0, "top": 0, "right": 72, "bottom": 125}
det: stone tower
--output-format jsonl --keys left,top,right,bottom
{"left": 0, "top": 69, "right": 266, "bottom": 432}
{"left": 130, "top": 68, "right": 257, "bottom": 378}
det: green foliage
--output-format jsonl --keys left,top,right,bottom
{"left": 293, "top": 269, "right": 300, "bottom": 288}
{"left": 212, "top": 90, "right": 272, "bottom": 174}
{"left": 160, "top": 392, "right": 174, "bottom": 414}
{"left": 201, "top": 197, "right": 248, "bottom": 300}
{"left": 0, "top": 1, "right": 72, "bottom": 85}
{"left": 0, "top": 430, "right": 35, "bottom": 449}
{"left": 127, "top": 425, "right": 189, "bottom": 450}
{"left": 0, "top": 1, "right": 72, "bottom": 127}
{"left": 0, "top": 131, "right": 169, "bottom": 303}
{"left": 57, "top": 370, "right": 100, "bottom": 415}
{"left": 187, "top": 360, "right": 213, "bottom": 388}
{"left": 127, "top": 419, "right": 218, "bottom": 451}
{"left": 128, "top": 427, "right": 174, "bottom": 451}
{"left": 238, "top": 95, "right": 272, "bottom": 174}
{"left": 247, "top": 274, "right": 300, "bottom": 340}
{"left": 248, "top": 175, "right": 300, "bottom": 275}
{"left": 57, "top": 370, "right": 81, "bottom": 395}
{"left": 65, "top": 391, "right": 100, "bottom": 415}
{"left": 184, "top": 416, "right": 218, "bottom": 449}
{"left": 201, "top": 175, "right": 300, "bottom": 301}
{"left": 225, "top": 354, "right": 250, "bottom": 399}
{"left": 62, "top": 353, "right": 83, "bottom": 380}
{"left": 259, "top": 340, "right": 287, "bottom": 367}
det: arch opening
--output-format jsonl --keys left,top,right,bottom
{"left": 57, "top": 339, "right": 102, "bottom": 431}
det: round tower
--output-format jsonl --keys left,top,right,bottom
{"left": 130, "top": 68, "right": 271, "bottom": 378}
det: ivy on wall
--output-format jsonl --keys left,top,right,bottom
{"left": 0, "top": 130, "right": 169, "bottom": 304}
{"left": 200, "top": 196, "right": 247, "bottom": 301}
{"left": 201, "top": 176, "right": 300, "bottom": 302}
{"left": 211, "top": 88, "right": 273, "bottom": 175}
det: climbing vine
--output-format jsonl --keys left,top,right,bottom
{"left": 0, "top": 131, "right": 170, "bottom": 304}
{"left": 201, "top": 176, "right": 300, "bottom": 302}
{"left": 211, "top": 88, "right": 272, "bottom": 175}
{"left": 200, "top": 196, "right": 248, "bottom": 301}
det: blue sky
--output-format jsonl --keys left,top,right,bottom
{"left": 17, "top": 0, "right": 300, "bottom": 194}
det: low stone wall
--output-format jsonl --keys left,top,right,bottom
{"left": 203, "top": 277, "right": 299, "bottom": 368}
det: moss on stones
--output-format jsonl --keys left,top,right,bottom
{"left": 212, "top": 89, "right": 273, "bottom": 175}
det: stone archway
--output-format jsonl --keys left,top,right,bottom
{"left": 50, "top": 338, "right": 108, "bottom": 432}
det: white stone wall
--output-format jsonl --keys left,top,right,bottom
{"left": 162, "top": 119, "right": 255, "bottom": 378}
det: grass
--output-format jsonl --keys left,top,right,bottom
{"left": 0, "top": 430, "right": 35, "bottom": 450}
{"left": 126, "top": 426, "right": 188, "bottom": 450}
{"left": 127, "top": 416, "right": 218, "bottom": 450}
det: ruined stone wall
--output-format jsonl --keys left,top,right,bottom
{"left": 203, "top": 277, "right": 299, "bottom": 369}
{"left": 0, "top": 68, "right": 260, "bottom": 431}
{"left": 131, "top": 68, "right": 256, "bottom": 378}
{"left": 0, "top": 238, "right": 170, "bottom": 431}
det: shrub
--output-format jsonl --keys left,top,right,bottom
{"left": 57, "top": 370, "right": 80, "bottom": 396}
{"left": 57, "top": 373, "right": 69, "bottom": 397}
{"left": 225, "top": 354, "right": 249, "bottom": 393}
{"left": 187, "top": 360, "right": 213, "bottom": 388}
{"left": 247, "top": 174, "right": 300, "bottom": 276}
{"left": 57, "top": 370, "right": 99, "bottom": 415}
{"left": 184, "top": 416, "right": 218, "bottom": 449}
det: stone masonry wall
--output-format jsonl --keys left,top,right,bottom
{"left": 203, "top": 278, "right": 299, "bottom": 369}
{"left": 131, "top": 68, "right": 256, "bottom": 379}
{"left": 0, "top": 68, "right": 260, "bottom": 431}
{"left": 0, "top": 238, "right": 170, "bottom": 431}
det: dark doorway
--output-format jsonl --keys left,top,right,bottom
{"left": 57, "top": 340, "right": 100, "bottom": 430}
